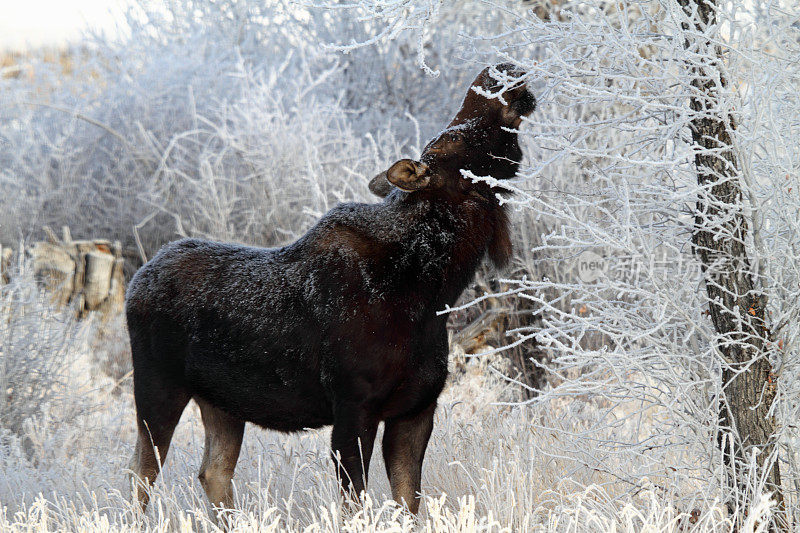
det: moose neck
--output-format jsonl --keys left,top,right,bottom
{"left": 400, "top": 190, "right": 510, "bottom": 313}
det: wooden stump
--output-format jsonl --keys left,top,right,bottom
{"left": 4, "top": 227, "right": 128, "bottom": 318}
{"left": 0, "top": 244, "right": 12, "bottom": 283}
{"left": 84, "top": 251, "right": 115, "bottom": 309}
{"left": 31, "top": 242, "right": 76, "bottom": 307}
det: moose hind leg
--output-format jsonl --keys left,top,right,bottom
{"left": 330, "top": 403, "right": 379, "bottom": 501}
{"left": 382, "top": 402, "right": 436, "bottom": 514}
{"left": 129, "top": 385, "right": 190, "bottom": 511}
{"left": 196, "top": 398, "right": 245, "bottom": 512}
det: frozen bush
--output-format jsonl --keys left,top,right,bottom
{"left": 0, "top": 0, "right": 516, "bottom": 262}
{"left": 0, "top": 260, "right": 88, "bottom": 439}
{"left": 89, "top": 311, "right": 132, "bottom": 392}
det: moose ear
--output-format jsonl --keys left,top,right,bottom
{"left": 368, "top": 170, "right": 394, "bottom": 198}
{"left": 386, "top": 159, "right": 430, "bottom": 192}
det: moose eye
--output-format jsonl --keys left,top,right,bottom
{"left": 427, "top": 131, "right": 466, "bottom": 157}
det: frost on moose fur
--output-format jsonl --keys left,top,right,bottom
{"left": 124, "top": 63, "right": 536, "bottom": 516}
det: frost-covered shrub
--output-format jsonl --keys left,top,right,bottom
{"left": 0, "top": 0, "right": 517, "bottom": 261}
{"left": 0, "top": 261, "right": 87, "bottom": 439}
{"left": 90, "top": 311, "right": 131, "bottom": 391}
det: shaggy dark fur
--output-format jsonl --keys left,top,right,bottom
{"left": 126, "top": 63, "right": 535, "bottom": 515}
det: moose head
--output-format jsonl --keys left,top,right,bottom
{"left": 370, "top": 63, "right": 536, "bottom": 198}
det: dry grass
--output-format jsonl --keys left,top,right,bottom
{"left": 0, "top": 47, "right": 80, "bottom": 81}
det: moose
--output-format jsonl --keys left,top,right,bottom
{"left": 125, "top": 63, "right": 536, "bottom": 517}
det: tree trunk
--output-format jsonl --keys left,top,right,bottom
{"left": 677, "top": 0, "right": 785, "bottom": 529}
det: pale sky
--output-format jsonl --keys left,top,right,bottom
{"left": 0, "top": 0, "right": 131, "bottom": 50}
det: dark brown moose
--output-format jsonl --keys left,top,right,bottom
{"left": 125, "top": 63, "right": 536, "bottom": 517}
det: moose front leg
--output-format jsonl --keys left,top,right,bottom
{"left": 330, "top": 402, "right": 379, "bottom": 503}
{"left": 382, "top": 402, "right": 436, "bottom": 513}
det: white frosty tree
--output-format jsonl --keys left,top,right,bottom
{"left": 677, "top": 0, "right": 785, "bottom": 526}
{"left": 311, "top": 0, "right": 800, "bottom": 529}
